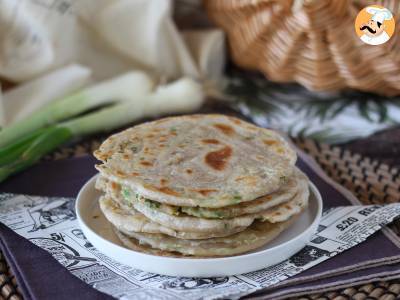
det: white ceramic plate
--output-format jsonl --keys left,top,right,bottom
{"left": 76, "top": 175, "right": 322, "bottom": 277}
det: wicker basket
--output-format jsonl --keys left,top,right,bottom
{"left": 204, "top": 0, "right": 400, "bottom": 96}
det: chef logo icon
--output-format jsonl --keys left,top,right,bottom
{"left": 355, "top": 5, "right": 395, "bottom": 45}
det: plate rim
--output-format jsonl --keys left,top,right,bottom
{"left": 76, "top": 174, "right": 323, "bottom": 263}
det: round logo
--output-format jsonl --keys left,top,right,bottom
{"left": 355, "top": 5, "right": 395, "bottom": 45}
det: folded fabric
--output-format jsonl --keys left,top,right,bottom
{"left": 247, "top": 232, "right": 400, "bottom": 299}
{"left": 248, "top": 263, "right": 400, "bottom": 300}
{"left": 0, "top": 155, "right": 98, "bottom": 197}
{"left": 0, "top": 153, "right": 399, "bottom": 299}
{"left": 0, "top": 0, "right": 224, "bottom": 82}
{"left": 0, "top": 223, "right": 112, "bottom": 300}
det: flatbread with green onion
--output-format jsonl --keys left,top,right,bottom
{"left": 96, "top": 172, "right": 309, "bottom": 234}
{"left": 96, "top": 167, "right": 306, "bottom": 220}
{"left": 128, "top": 180, "right": 308, "bottom": 233}
{"left": 100, "top": 196, "right": 247, "bottom": 239}
{"left": 115, "top": 217, "right": 298, "bottom": 257}
{"left": 94, "top": 114, "right": 296, "bottom": 208}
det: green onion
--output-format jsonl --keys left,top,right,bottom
{"left": 0, "top": 127, "right": 48, "bottom": 166}
{"left": 0, "top": 72, "right": 154, "bottom": 147}
{"left": 0, "top": 76, "right": 204, "bottom": 182}
{"left": 121, "top": 187, "right": 131, "bottom": 200}
{"left": 144, "top": 199, "right": 161, "bottom": 209}
{"left": 57, "top": 77, "right": 203, "bottom": 137}
{"left": 3, "top": 64, "right": 91, "bottom": 127}
{"left": 0, "top": 126, "right": 72, "bottom": 182}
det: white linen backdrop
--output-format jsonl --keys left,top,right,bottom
{"left": 0, "top": 0, "right": 224, "bottom": 127}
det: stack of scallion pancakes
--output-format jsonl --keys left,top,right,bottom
{"left": 94, "top": 114, "right": 310, "bottom": 257}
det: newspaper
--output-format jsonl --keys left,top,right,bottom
{"left": 0, "top": 192, "right": 400, "bottom": 300}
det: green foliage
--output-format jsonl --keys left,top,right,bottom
{"left": 224, "top": 71, "right": 400, "bottom": 143}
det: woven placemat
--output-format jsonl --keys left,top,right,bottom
{"left": 0, "top": 138, "right": 399, "bottom": 299}
{"left": 292, "top": 138, "right": 400, "bottom": 300}
{"left": 0, "top": 252, "right": 21, "bottom": 300}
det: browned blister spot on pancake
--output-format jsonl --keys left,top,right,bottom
{"left": 140, "top": 161, "right": 153, "bottom": 167}
{"left": 186, "top": 169, "right": 193, "bottom": 174}
{"left": 160, "top": 178, "right": 168, "bottom": 185}
{"left": 205, "top": 146, "right": 232, "bottom": 171}
{"left": 230, "top": 118, "right": 242, "bottom": 125}
{"left": 130, "top": 172, "right": 140, "bottom": 176}
{"left": 102, "top": 151, "right": 113, "bottom": 160}
{"left": 96, "top": 154, "right": 108, "bottom": 161}
{"left": 123, "top": 154, "right": 131, "bottom": 160}
{"left": 116, "top": 170, "right": 127, "bottom": 177}
{"left": 234, "top": 175, "right": 258, "bottom": 187}
{"left": 192, "top": 189, "right": 218, "bottom": 196}
{"left": 143, "top": 147, "right": 154, "bottom": 155}
{"left": 111, "top": 182, "right": 119, "bottom": 190}
{"left": 263, "top": 139, "right": 278, "bottom": 146}
{"left": 202, "top": 139, "right": 220, "bottom": 145}
{"left": 155, "top": 186, "right": 180, "bottom": 196}
{"left": 235, "top": 176, "right": 244, "bottom": 182}
{"left": 213, "top": 123, "right": 235, "bottom": 136}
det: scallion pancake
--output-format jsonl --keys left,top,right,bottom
{"left": 100, "top": 196, "right": 248, "bottom": 239}
{"left": 97, "top": 167, "right": 306, "bottom": 219}
{"left": 115, "top": 218, "right": 298, "bottom": 257}
{"left": 129, "top": 180, "right": 308, "bottom": 233}
{"left": 96, "top": 173, "right": 309, "bottom": 234}
{"left": 94, "top": 114, "right": 296, "bottom": 208}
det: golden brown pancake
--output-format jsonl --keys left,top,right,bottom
{"left": 95, "top": 114, "right": 296, "bottom": 208}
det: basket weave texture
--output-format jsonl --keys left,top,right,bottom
{"left": 204, "top": 0, "right": 400, "bottom": 96}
